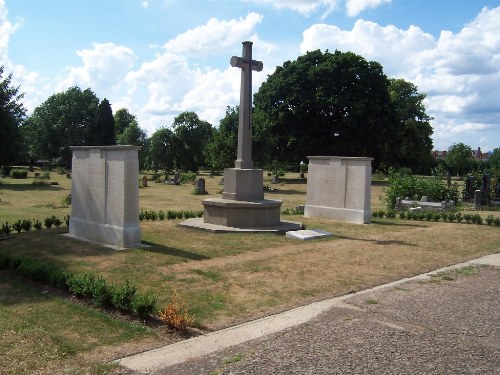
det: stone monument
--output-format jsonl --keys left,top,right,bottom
{"left": 68, "top": 145, "right": 142, "bottom": 248}
{"left": 304, "top": 156, "right": 373, "bottom": 224}
{"left": 180, "top": 41, "right": 300, "bottom": 233}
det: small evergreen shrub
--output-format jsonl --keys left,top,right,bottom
{"left": 486, "top": 215, "right": 494, "bottom": 226}
{"left": 10, "top": 169, "right": 28, "bottom": 179}
{"left": 21, "top": 219, "right": 32, "bottom": 232}
{"left": 12, "top": 220, "right": 23, "bottom": 233}
{"left": 44, "top": 216, "right": 54, "bottom": 229}
{"left": 1, "top": 221, "right": 12, "bottom": 235}
{"left": 456, "top": 212, "right": 463, "bottom": 223}
{"left": 52, "top": 215, "right": 62, "bottom": 228}
{"left": 158, "top": 210, "right": 165, "bottom": 220}
{"left": 179, "top": 171, "right": 197, "bottom": 184}
{"left": 33, "top": 220, "right": 43, "bottom": 230}
{"left": 463, "top": 214, "right": 473, "bottom": 224}
{"left": 133, "top": 293, "right": 157, "bottom": 319}
{"left": 494, "top": 217, "right": 500, "bottom": 226}
{"left": 112, "top": 280, "right": 136, "bottom": 311}
{"left": 399, "top": 211, "right": 406, "bottom": 220}
{"left": 472, "top": 214, "right": 483, "bottom": 225}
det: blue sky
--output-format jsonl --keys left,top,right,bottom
{"left": 1, "top": 0, "right": 499, "bottom": 152}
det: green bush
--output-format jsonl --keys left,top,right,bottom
{"left": 10, "top": 169, "right": 28, "bottom": 179}
{"left": 463, "top": 214, "right": 473, "bottom": 224}
{"left": 384, "top": 169, "right": 459, "bottom": 209}
{"left": 33, "top": 220, "right": 43, "bottom": 230}
{"left": 12, "top": 220, "right": 23, "bottom": 233}
{"left": 456, "top": 212, "right": 463, "bottom": 223}
{"left": 486, "top": 215, "right": 494, "bottom": 226}
{"left": 472, "top": 214, "right": 483, "bottom": 225}
{"left": 158, "top": 210, "right": 165, "bottom": 220}
{"left": 52, "top": 215, "right": 62, "bottom": 228}
{"left": 21, "top": 219, "right": 32, "bottom": 232}
{"left": 44, "top": 216, "right": 54, "bottom": 229}
{"left": 64, "top": 215, "right": 70, "bottom": 227}
{"left": 133, "top": 293, "right": 157, "bottom": 319}
{"left": 386, "top": 210, "right": 397, "bottom": 219}
{"left": 1, "top": 221, "right": 12, "bottom": 236}
{"left": 112, "top": 280, "right": 136, "bottom": 311}
{"left": 494, "top": 217, "right": 500, "bottom": 226}
{"left": 399, "top": 211, "right": 406, "bottom": 220}
{"left": 179, "top": 171, "right": 197, "bottom": 184}
{"left": 447, "top": 212, "right": 457, "bottom": 223}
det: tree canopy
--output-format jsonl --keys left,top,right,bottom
{"left": 172, "top": 111, "right": 213, "bottom": 172}
{"left": 88, "top": 98, "right": 115, "bottom": 145}
{"left": 205, "top": 106, "right": 239, "bottom": 173}
{"left": 445, "top": 143, "right": 473, "bottom": 176}
{"left": 0, "top": 66, "right": 26, "bottom": 165}
{"left": 252, "top": 50, "right": 434, "bottom": 171}
{"left": 22, "top": 86, "right": 99, "bottom": 167}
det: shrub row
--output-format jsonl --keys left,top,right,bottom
{"left": 0, "top": 215, "right": 69, "bottom": 236}
{"left": 281, "top": 205, "right": 305, "bottom": 215}
{"left": 0, "top": 251, "right": 156, "bottom": 319}
{"left": 373, "top": 210, "right": 500, "bottom": 226}
{"left": 139, "top": 209, "right": 203, "bottom": 221}
{"left": 9, "top": 169, "right": 28, "bottom": 179}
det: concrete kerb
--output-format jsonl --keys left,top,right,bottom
{"left": 115, "top": 252, "right": 500, "bottom": 374}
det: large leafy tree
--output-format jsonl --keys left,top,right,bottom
{"left": 445, "top": 143, "right": 473, "bottom": 176}
{"left": 488, "top": 147, "right": 500, "bottom": 176}
{"left": 172, "top": 111, "right": 213, "bottom": 172}
{"left": 253, "top": 50, "right": 397, "bottom": 169}
{"left": 0, "top": 66, "right": 27, "bottom": 165}
{"left": 114, "top": 108, "right": 137, "bottom": 140}
{"left": 205, "top": 106, "right": 239, "bottom": 173}
{"left": 388, "top": 78, "right": 434, "bottom": 173}
{"left": 88, "top": 98, "right": 115, "bottom": 145}
{"left": 23, "top": 86, "right": 99, "bottom": 167}
{"left": 147, "top": 127, "right": 178, "bottom": 173}
{"left": 116, "top": 119, "right": 148, "bottom": 169}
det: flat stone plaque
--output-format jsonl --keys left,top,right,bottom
{"left": 285, "top": 229, "right": 333, "bottom": 241}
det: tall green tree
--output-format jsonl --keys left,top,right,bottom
{"left": 253, "top": 50, "right": 397, "bottom": 169}
{"left": 116, "top": 119, "right": 148, "bottom": 169}
{"left": 388, "top": 78, "right": 434, "bottom": 173}
{"left": 147, "top": 127, "right": 178, "bottom": 173}
{"left": 0, "top": 66, "right": 27, "bottom": 166}
{"left": 114, "top": 108, "right": 137, "bottom": 139}
{"left": 23, "top": 86, "right": 99, "bottom": 167}
{"left": 445, "top": 143, "right": 473, "bottom": 177}
{"left": 172, "top": 111, "right": 213, "bottom": 172}
{"left": 488, "top": 148, "right": 500, "bottom": 176}
{"left": 205, "top": 106, "right": 239, "bottom": 173}
{"left": 88, "top": 98, "right": 115, "bottom": 145}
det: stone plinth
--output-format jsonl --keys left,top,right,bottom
{"left": 304, "top": 156, "right": 373, "bottom": 224}
{"left": 221, "top": 168, "right": 264, "bottom": 201}
{"left": 203, "top": 198, "right": 281, "bottom": 228}
{"left": 69, "top": 145, "right": 141, "bottom": 248}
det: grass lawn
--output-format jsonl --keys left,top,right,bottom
{"left": 1, "top": 169, "right": 499, "bottom": 373}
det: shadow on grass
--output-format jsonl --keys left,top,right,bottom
{"left": 334, "top": 234, "right": 418, "bottom": 247}
{"left": 141, "top": 241, "right": 210, "bottom": 261}
{"left": 0, "top": 184, "right": 65, "bottom": 192}
{"left": 265, "top": 188, "right": 305, "bottom": 195}
{"left": 371, "top": 220, "right": 427, "bottom": 228}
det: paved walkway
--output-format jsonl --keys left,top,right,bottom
{"left": 117, "top": 253, "right": 500, "bottom": 374}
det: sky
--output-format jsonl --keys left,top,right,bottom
{"left": 1, "top": 0, "right": 499, "bottom": 152}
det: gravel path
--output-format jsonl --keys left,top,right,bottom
{"left": 148, "top": 266, "right": 499, "bottom": 375}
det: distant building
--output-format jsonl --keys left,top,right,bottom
{"left": 432, "top": 147, "right": 490, "bottom": 161}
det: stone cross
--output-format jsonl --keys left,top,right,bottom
{"left": 230, "top": 41, "right": 263, "bottom": 169}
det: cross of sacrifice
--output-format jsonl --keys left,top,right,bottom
{"left": 230, "top": 41, "right": 263, "bottom": 170}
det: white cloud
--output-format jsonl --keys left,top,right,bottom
{"left": 300, "top": 6, "right": 500, "bottom": 150}
{"left": 345, "top": 0, "right": 391, "bottom": 17}
{"left": 57, "top": 42, "right": 137, "bottom": 95}
{"left": 246, "top": 0, "right": 339, "bottom": 19}
{"left": 163, "top": 13, "right": 264, "bottom": 57}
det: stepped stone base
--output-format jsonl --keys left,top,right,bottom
{"left": 202, "top": 198, "right": 282, "bottom": 227}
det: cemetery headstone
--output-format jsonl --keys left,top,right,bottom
{"left": 482, "top": 174, "right": 491, "bottom": 204}
{"left": 195, "top": 178, "right": 206, "bottom": 195}
{"left": 141, "top": 175, "right": 148, "bottom": 187}
{"left": 474, "top": 190, "right": 482, "bottom": 211}
{"left": 68, "top": 145, "right": 142, "bottom": 248}
{"left": 304, "top": 156, "right": 373, "bottom": 224}
{"left": 465, "top": 175, "right": 475, "bottom": 201}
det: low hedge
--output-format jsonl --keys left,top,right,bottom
{"left": 0, "top": 251, "right": 157, "bottom": 319}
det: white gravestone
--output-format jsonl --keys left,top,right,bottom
{"left": 304, "top": 156, "right": 373, "bottom": 224}
{"left": 69, "top": 146, "right": 142, "bottom": 248}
